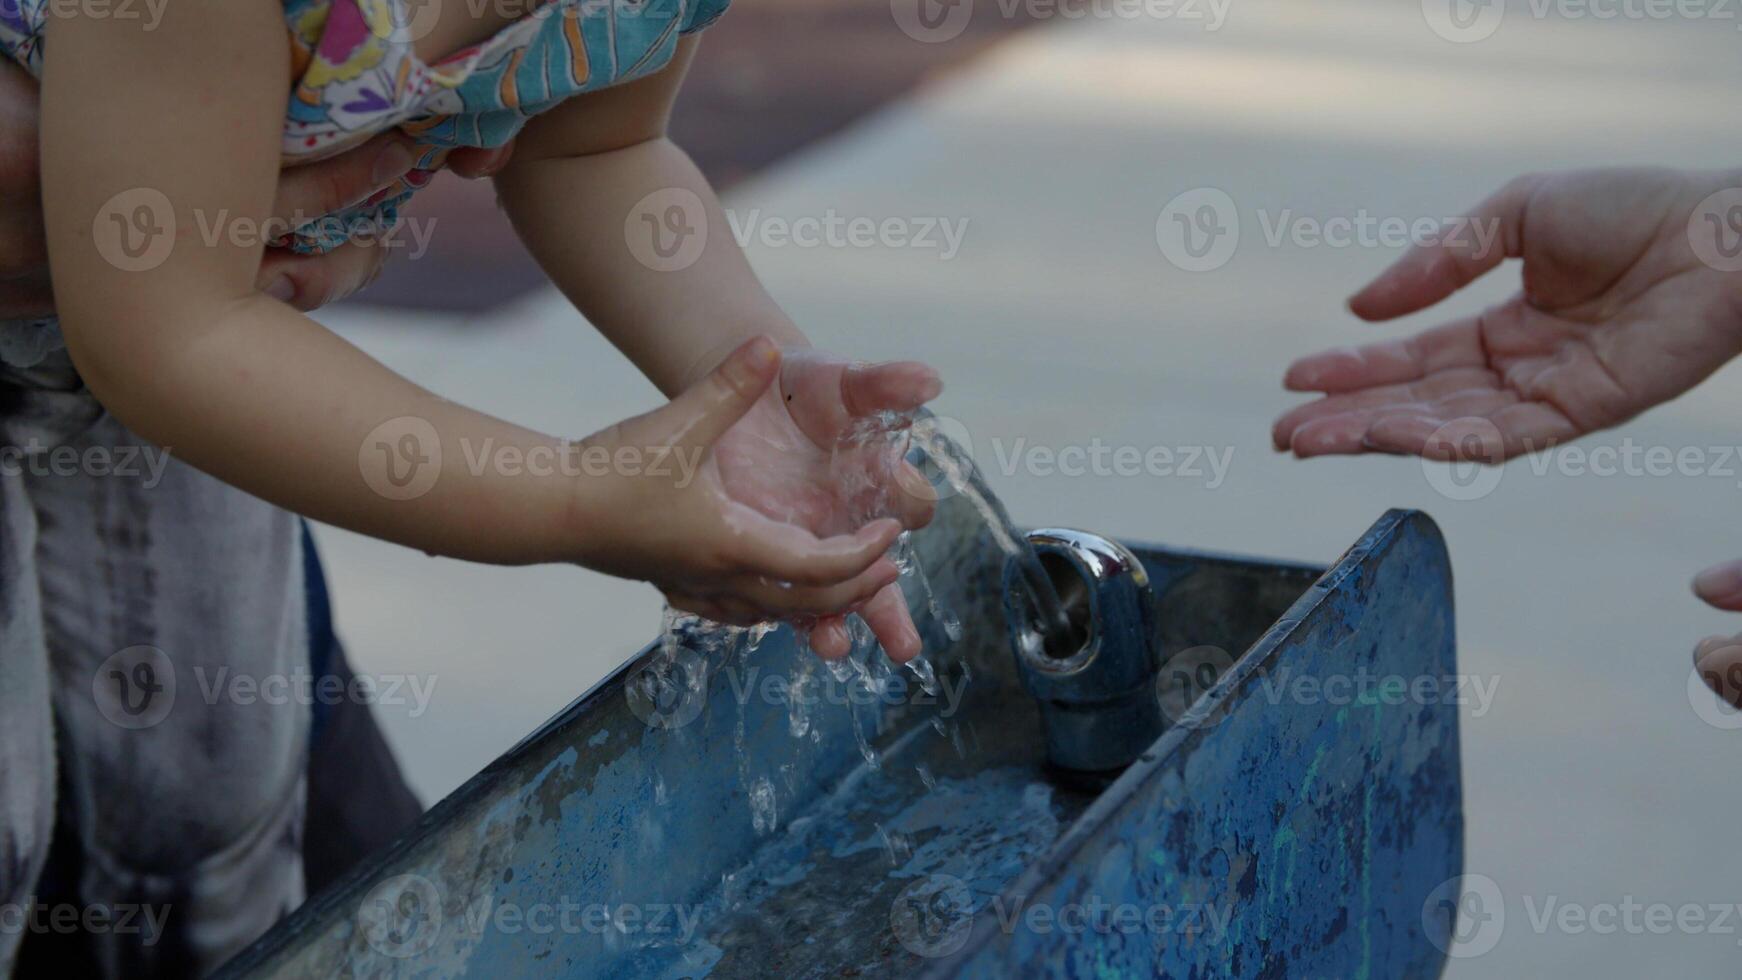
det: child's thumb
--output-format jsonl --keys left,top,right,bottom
{"left": 664, "top": 337, "right": 780, "bottom": 449}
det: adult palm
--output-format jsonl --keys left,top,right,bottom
{"left": 1273, "top": 168, "right": 1742, "bottom": 461}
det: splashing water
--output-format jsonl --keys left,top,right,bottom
{"left": 829, "top": 408, "right": 1071, "bottom": 655}
{"left": 644, "top": 406, "right": 1066, "bottom": 834}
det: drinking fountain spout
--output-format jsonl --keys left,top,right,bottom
{"left": 1002, "top": 528, "right": 1164, "bottom": 776}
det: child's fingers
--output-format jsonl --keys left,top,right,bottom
{"left": 665, "top": 336, "right": 780, "bottom": 450}
{"left": 719, "top": 512, "right": 902, "bottom": 586}
{"left": 840, "top": 360, "right": 943, "bottom": 416}
{"left": 729, "top": 558, "right": 899, "bottom": 619}
{"left": 809, "top": 616, "right": 852, "bottom": 660}
{"left": 888, "top": 461, "right": 937, "bottom": 530}
{"left": 861, "top": 583, "right": 922, "bottom": 664}
{"left": 665, "top": 591, "right": 757, "bottom": 627}
{"left": 1347, "top": 176, "right": 1538, "bottom": 322}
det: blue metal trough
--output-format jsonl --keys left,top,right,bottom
{"left": 217, "top": 502, "right": 1462, "bottom": 978}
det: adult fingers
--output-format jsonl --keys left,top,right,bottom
{"left": 1286, "top": 386, "right": 1545, "bottom": 460}
{"left": 1346, "top": 174, "right": 1541, "bottom": 322}
{"left": 1282, "top": 316, "right": 1488, "bottom": 394}
{"left": 270, "top": 134, "right": 418, "bottom": 226}
{"left": 1694, "top": 561, "right": 1742, "bottom": 612}
{"left": 1363, "top": 402, "right": 1578, "bottom": 460}
{"left": 257, "top": 240, "right": 389, "bottom": 311}
{"left": 1273, "top": 366, "right": 1501, "bottom": 452}
{"left": 1693, "top": 636, "right": 1742, "bottom": 709}
{"left": 447, "top": 141, "right": 515, "bottom": 180}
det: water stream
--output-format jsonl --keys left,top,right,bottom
{"left": 633, "top": 411, "right": 1069, "bottom": 830}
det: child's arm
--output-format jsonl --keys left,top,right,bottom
{"left": 495, "top": 38, "right": 941, "bottom": 660}
{"left": 39, "top": 3, "right": 899, "bottom": 619}
{"left": 496, "top": 39, "right": 799, "bottom": 397}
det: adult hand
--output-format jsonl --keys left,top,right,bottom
{"left": 0, "top": 59, "right": 513, "bottom": 317}
{"left": 1273, "top": 168, "right": 1742, "bottom": 461}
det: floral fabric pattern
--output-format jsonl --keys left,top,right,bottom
{"left": 0, "top": 0, "right": 730, "bottom": 252}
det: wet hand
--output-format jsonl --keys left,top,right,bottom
{"left": 711, "top": 348, "right": 944, "bottom": 663}
{"left": 573, "top": 337, "right": 910, "bottom": 631}
{"left": 1274, "top": 168, "right": 1742, "bottom": 462}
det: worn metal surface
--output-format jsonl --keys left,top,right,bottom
{"left": 217, "top": 504, "right": 1459, "bottom": 979}
{"left": 935, "top": 509, "right": 1462, "bottom": 978}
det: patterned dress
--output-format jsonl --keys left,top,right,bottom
{"left": 0, "top": 5, "right": 730, "bottom": 975}
{"left": 2, "top": 0, "right": 731, "bottom": 252}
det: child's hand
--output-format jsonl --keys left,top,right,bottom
{"left": 574, "top": 338, "right": 909, "bottom": 629}
{"left": 1273, "top": 168, "right": 1742, "bottom": 460}
{"left": 711, "top": 348, "right": 944, "bottom": 663}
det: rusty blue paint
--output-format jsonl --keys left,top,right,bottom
{"left": 216, "top": 506, "right": 1459, "bottom": 979}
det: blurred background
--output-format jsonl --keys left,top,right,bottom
{"left": 309, "top": 0, "right": 1742, "bottom": 972}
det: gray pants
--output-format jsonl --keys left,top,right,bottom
{"left": 0, "top": 354, "right": 307, "bottom": 977}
